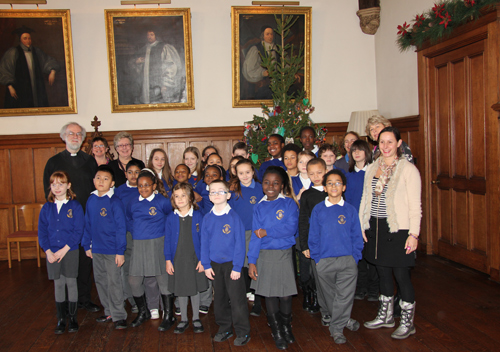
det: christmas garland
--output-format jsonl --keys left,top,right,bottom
{"left": 397, "top": 0, "right": 498, "bottom": 52}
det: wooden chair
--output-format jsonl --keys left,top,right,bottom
{"left": 7, "top": 203, "right": 44, "bottom": 268}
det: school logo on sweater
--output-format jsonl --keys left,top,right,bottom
{"left": 67, "top": 209, "right": 73, "bottom": 218}
{"left": 223, "top": 224, "right": 231, "bottom": 234}
{"left": 149, "top": 207, "right": 157, "bottom": 216}
{"left": 100, "top": 208, "right": 107, "bottom": 217}
{"left": 338, "top": 215, "right": 346, "bottom": 224}
{"left": 250, "top": 196, "right": 257, "bottom": 204}
{"left": 276, "top": 209, "right": 284, "bottom": 220}
{"left": 196, "top": 223, "right": 200, "bottom": 232}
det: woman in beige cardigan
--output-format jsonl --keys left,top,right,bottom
{"left": 359, "top": 127, "right": 421, "bottom": 340}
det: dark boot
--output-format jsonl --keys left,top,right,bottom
{"left": 301, "top": 283, "right": 311, "bottom": 312}
{"left": 67, "top": 301, "right": 79, "bottom": 333}
{"left": 309, "top": 280, "right": 320, "bottom": 314}
{"left": 131, "top": 295, "right": 151, "bottom": 328}
{"left": 55, "top": 301, "right": 67, "bottom": 334}
{"left": 158, "top": 294, "right": 176, "bottom": 331}
{"left": 280, "top": 312, "right": 295, "bottom": 344}
{"left": 267, "top": 313, "right": 287, "bottom": 350}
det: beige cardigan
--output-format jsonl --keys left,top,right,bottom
{"left": 359, "top": 158, "right": 422, "bottom": 235}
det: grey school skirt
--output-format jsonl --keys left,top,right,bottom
{"left": 250, "top": 248, "right": 297, "bottom": 297}
{"left": 129, "top": 236, "right": 167, "bottom": 277}
{"left": 47, "top": 248, "right": 79, "bottom": 280}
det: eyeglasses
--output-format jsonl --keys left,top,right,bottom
{"left": 93, "top": 144, "right": 105, "bottom": 149}
{"left": 326, "top": 182, "right": 343, "bottom": 187}
{"left": 67, "top": 131, "right": 83, "bottom": 137}
{"left": 116, "top": 143, "right": 132, "bottom": 149}
{"left": 138, "top": 183, "right": 152, "bottom": 188}
{"left": 209, "top": 190, "right": 228, "bottom": 196}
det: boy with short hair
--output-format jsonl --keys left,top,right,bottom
{"left": 298, "top": 158, "right": 329, "bottom": 321}
{"left": 299, "top": 126, "right": 319, "bottom": 156}
{"left": 82, "top": 165, "right": 128, "bottom": 329}
{"left": 232, "top": 142, "right": 249, "bottom": 159}
{"left": 201, "top": 180, "right": 250, "bottom": 346}
{"left": 308, "top": 169, "right": 363, "bottom": 344}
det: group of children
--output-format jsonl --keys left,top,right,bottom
{"left": 38, "top": 126, "right": 375, "bottom": 348}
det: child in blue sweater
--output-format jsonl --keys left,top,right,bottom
{"left": 38, "top": 171, "right": 84, "bottom": 334}
{"left": 82, "top": 165, "right": 127, "bottom": 329}
{"left": 195, "top": 164, "right": 225, "bottom": 215}
{"left": 126, "top": 169, "right": 175, "bottom": 331}
{"left": 114, "top": 160, "right": 142, "bottom": 314}
{"left": 248, "top": 166, "right": 299, "bottom": 350}
{"left": 228, "top": 159, "right": 264, "bottom": 315}
{"left": 308, "top": 169, "right": 364, "bottom": 344}
{"left": 257, "top": 134, "right": 286, "bottom": 181}
{"left": 201, "top": 180, "right": 250, "bottom": 346}
{"left": 165, "top": 182, "right": 208, "bottom": 334}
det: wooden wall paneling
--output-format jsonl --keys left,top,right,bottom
{"left": 10, "top": 149, "right": 35, "bottom": 204}
{"left": 33, "top": 148, "right": 54, "bottom": 204}
{"left": 212, "top": 140, "right": 233, "bottom": 169}
{"left": 0, "top": 150, "right": 12, "bottom": 205}
{"left": 167, "top": 142, "right": 188, "bottom": 172}
{"left": 0, "top": 206, "right": 13, "bottom": 252}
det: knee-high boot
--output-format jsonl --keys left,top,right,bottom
{"left": 131, "top": 294, "right": 151, "bottom": 327}
{"left": 67, "top": 301, "right": 79, "bottom": 333}
{"left": 267, "top": 313, "right": 287, "bottom": 350}
{"left": 280, "top": 312, "right": 295, "bottom": 344}
{"left": 158, "top": 294, "right": 176, "bottom": 331}
{"left": 55, "top": 301, "right": 67, "bottom": 334}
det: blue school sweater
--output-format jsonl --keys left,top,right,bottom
{"left": 126, "top": 193, "right": 172, "bottom": 240}
{"left": 194, "top": 181, "right": 213, "bottom": 216}
{"left": 248, "top": 195, "right": 299, "bottom": 265}
{"left": 291, "top": 174, "right": 312, "bottom": 196}
{"left": 229, "top": 180, "right": 263, "bottom": 231}
{"left": 200, "top": 205, "right": 246, "bottom": 273}
{"left": 164, "top": 208, "right": 204, "bottom": 262}
{"left": 115, "top": 182, "right": 139, "bottom": 232}
{"left": 82, "top": 191, "right": 127, "bottom": 255}
{"left": 38, "top": 200, "right": 84, "bottom": 252}
{"left": 308, "top": 198, "right": 364, "bottom": 264}
{"left": 257, "top": 158, "right": 286, "bottom": 181}
{"left": 344, "top": 169, "right": 366, "bottom": 213}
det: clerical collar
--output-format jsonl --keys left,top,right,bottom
{"left": 20, "top": 43, "right": 31, "bottom": 52}
{"left": 312, "top": 185, "right": 324, "bottom": 192}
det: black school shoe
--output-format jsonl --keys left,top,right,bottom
{"left": 114, "top": 320, "right": 127, "bottom": 329}
{"left": 78, "top": 301, "right": 100, "bottom": 312}
{"left": 214, "top": 331, "right": 233, "bottom": 342}
{"left": 193, "top": 319, "right": 204, "bottom": 333}
{"left": 96, "top": 315, "right": 112, "bottom": 323}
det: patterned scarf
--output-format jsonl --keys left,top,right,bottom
{"left": 374, "top": 157, "right": 398, "bottom": 196}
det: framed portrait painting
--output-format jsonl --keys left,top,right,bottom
{"left": 231, "top": 6, "right": 311, "bottom": 108}
{"left": 0, "top": 10, "right": 77, "bottom": 117}
{"left": 105, "top": 8, "right": 194, "bottom": 113}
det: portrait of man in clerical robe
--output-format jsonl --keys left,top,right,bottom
{"left": 105, "top": 9, "right": 194, "bottom": 112}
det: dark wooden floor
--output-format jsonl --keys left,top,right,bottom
{"left": 1, "top": 255, "right": 500, "bottom": 351}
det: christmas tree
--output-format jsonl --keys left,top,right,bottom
{"left": 243, "top": 12, "right": 327, "bottom": 168}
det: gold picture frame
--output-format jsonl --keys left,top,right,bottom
{"left": 0, "top": 9, "right": 77, "bottom": 117}
{"left": 231, "top": 6, "right": 311, "bottom": 108}
{"left": 105, "top": 8, "right": 194, "bottom": 113}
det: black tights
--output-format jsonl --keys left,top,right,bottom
{"left": 376, "top": 266, "right": 414, "bottom": 303}
{"left": 266, "top": 296, "right": 292, "bottom": 316}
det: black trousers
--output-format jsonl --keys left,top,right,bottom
{"left": 77, "top": 245, "right": 93, "bottom": 303}
{"left": 356, "top": 257, "right": 379, "bottom": 295}
{"left": 212, "top": 261, "right": 250, "bottom": 337}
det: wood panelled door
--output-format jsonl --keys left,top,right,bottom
{"left": 427, "top": 40, "right": 488, "bottom": 273}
